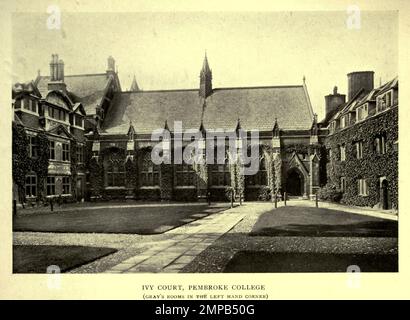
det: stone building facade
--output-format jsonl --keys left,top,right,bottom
{"left": 12, "top": 54, "right": 87, "bottom": 204}
{"left": 321, "top": 73, "right": 398, "bottom": 210}
{"left": 12, "top": 54, "right": 398, "bottom": 209}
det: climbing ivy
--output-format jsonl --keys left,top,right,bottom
{"left": 31, "top": 131, "right": 49, "bottom": 200}
{"left": 325, "top": 107, "right": 398, "bottom": 209}
{"left": 12, "top": 123, "right": 30, "bottom": 202}
{"left": 89, "top": 157, "right": 103, "bottom": 198}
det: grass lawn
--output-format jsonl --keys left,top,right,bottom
{"left": 13, "top": 204, "right": 226, "bottom": 234}
{"left": 13, "top": 245, "right": 117, "bottom": 273}
{"left": 223, "top": 251, "right": 398, "bottom": 272}
{"left": 250, "top": 206, "right": 398, "bottom": 237}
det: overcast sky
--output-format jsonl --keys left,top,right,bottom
{"left": 12, "top": 11, "right": 397, "bottom": 120}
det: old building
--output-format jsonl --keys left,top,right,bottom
{"left": 85, "top": 54, "right": 326, "bottom": 201}
{"left": 321, "top": 72, "right": 398, "bottom": 210}
{"left": 12, "top": 54, "right": 327, "bottom": 203}
{"left": 12, "top": 54, "right": 87, "bottom": 204}
{"left": 15, "top": 53, "right": 399, "bottom": 209}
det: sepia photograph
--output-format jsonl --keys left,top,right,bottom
{"left": 9, "top": 7, "right": 398, "bottom": 278}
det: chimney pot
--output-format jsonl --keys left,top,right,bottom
{"left": 347, "top": 71, "right": 374, "bottom": 101}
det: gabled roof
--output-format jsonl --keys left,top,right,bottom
{"left": 47, "top": 123, "right": 74, "bottom": 139}
{"left": 102, "top": 84, "right": 314, "bottom": 134}
{"left": 35, "top": 73, "right": 113, "bottom": 115}
{"left": 327, "top": 76, "right": 399, "bottom": 124}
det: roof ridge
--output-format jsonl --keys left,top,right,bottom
{"left": 120, "top": 85, "right": 303, "bottom": 94}
{"left": 39, "top": 73, "right": 107, "bottom": 78}
{"left": 213, "top": 85, "right": 303, "bottom": 90}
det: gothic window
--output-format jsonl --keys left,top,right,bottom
{"left": 210, "top": 154, "right": 230, "bottom": 187}
{"left": 176, "top": 150, "right": 195, "bottom": 186}
{"left": 140, "top": 151, "right": 160, "bottom": 186}
{"left": 176, "top": 163, "right": 195, "bottom": 186}
{"left": 246, "top": 156, "right": 267, "bottom": 186}
{"left": 106, "top": 160, "right": 125, "bottom": 187}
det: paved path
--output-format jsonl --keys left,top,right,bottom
{"left": 279, "top": 200, "right": 398, "bottom": 221}
{"left": 104, "top": 204, "right": 274, "bottom": 273}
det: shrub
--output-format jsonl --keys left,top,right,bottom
{"left": 317, "top": 183, "right": 343, "bottom": 203}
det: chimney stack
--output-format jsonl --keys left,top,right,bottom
{"left": 347, "top": 71, "right": 374, "bottom": 101}
{"left": 57, "top": 59, "right": 64, "bottom": 82}
{"left": 107, "top": 56, "right": 115, "bottom": 74}
{"left": 324, "top": 86, "right": 346, "bottom": 120}
{"left": 48, "top": 54, "right": 66, "bottom": 92}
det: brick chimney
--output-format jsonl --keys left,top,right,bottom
{"left": 107, "top": 56, "right": 115, "bottom": 75}
{"left": 347, "top": 71, "right": 374, "bottom": 101}
{"left": 324, "top": 86, "right": 346, "bottom": 120}
{"left": 48, "top": 54, "right": 66, "bottom": 92}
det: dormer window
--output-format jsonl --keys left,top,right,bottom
{"left": 357, "top": 104, "right": 368, "bottom": 122}
{"left": 48, "top": 106, "right": 66, "bottom": 122}
{"left": 74, "top": 114, "right": 83, "bottom": 128}
{"left": 377, "top": 90, "right": 393, "bottom": 113}
{"left": 329, "top": 121, "right": 336, "bottom": 134}
{"left": 17, "top": 98, "right": 37, "bottom": 114}
{"left": 340, "top": 116, "right": 346, "bottom": 129}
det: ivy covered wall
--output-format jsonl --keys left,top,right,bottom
{"left": 325, "top": 107, "right": 398, "bottom": 209}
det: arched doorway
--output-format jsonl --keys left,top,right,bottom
{"left": 381, "top": 179, "right": 391, "bottom": 210}
{"left": 286, "top": 168, "right": 304, "bottom": 197}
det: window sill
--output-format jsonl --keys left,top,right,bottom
{"left": 139, "top": 186, "right": 160, "bottom": 189}
{"left": 175, "top": 186, "right": 196, "bottom": 189}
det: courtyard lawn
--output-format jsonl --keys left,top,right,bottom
{"left": 223, "top": 251, "right": 398, "bottom": 272}
{"left": 13, "top": 245, "right": 117, "bottom": 273}
{"left": 13, "top": 204, "right": 227, "bottom": 234}
{"left": 250, "top": 206, "right": 398, "bottom": 237}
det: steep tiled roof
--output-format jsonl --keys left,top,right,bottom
{"left": 103, "top": 90, "right": 203, "bottom": 134}
{"left": 35, "top": 73, "right": 112, "bottom": 115}
{"left": 102, "top": 85, "right": 314, "bottom": 134}
{"left": 328, "top": 76, "right": 399, "bottom": 123}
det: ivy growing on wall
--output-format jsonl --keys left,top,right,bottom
{"left": 12, "top": 123, "right": 30, "bottom": 202}
{"left": 89, "top": 157, "right": 103, "bottom": 198}
{"left": 125, "top": 157, "right": 138, "bottom": 191}
{"left": 31, "top": 131, "right": 49, "bottom": 200}
{"left": 325, "top": 107, "right": 398, "bottom": 209}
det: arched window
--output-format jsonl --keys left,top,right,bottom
{"left": 176, "top": 149, "right": 195, "bottom": 186}
{"left": 210, "top": 153, "right": 230, "bottom": 186}
{"left": 246, "top": 155, "right": 267, "bottom": 186}
{"left": 106, "top": 160, "right": 125, "bottom": 187}
{"left": 140, "top": 151, "right": 160, "bottom": 186}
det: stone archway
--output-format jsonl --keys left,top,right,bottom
{"left": 286, "top": 168, "right": 304, "bottom": 197}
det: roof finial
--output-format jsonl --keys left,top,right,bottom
{"left": 303, "top": 75, "right": 306, "bottom": 83}
{"left": 130, "top": 74, "right": 140, "bottom": 91}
